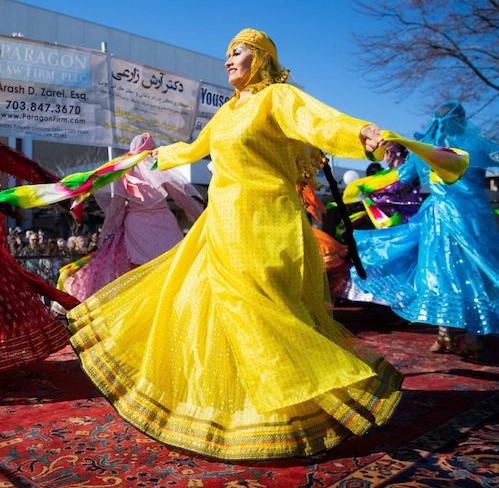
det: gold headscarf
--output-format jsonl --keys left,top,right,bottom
{"left": 226, "top": 28, "right": 289, "bottom": 96}
{"left": 227, "top": 28, "right": 278, "bottom": 61}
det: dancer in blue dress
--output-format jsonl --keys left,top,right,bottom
{"left": 351, "top": 100, "right": 499, "bottom": 357}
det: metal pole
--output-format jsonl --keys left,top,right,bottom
{"left": 101, "top": 41, "right": 115, "bottom": 162}
{"left": 101, "top": 41, "right": 116, "bottom": 197}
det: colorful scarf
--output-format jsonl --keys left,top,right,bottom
{"left": 342, "top": 168, "right": 399, "bottom": 205}
{"left": 362, "top": 196, "right": 402, "bottom": 229}
{"left": 0, "top": 151, "right": 151, "bottom": 224}
{"left": 57, "top": 252, "right": 94, "bottom": 293}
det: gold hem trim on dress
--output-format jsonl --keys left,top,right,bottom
{"left": 69, "top": 325, "right": 403, "bottom": 460}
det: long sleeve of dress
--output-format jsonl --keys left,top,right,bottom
{"left": 156, "top": 121, "right": 211, "bottom": 170}
{"left": 271, "top": 84, "right": 371, "bottom": 160}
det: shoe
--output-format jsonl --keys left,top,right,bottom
{"left": 429, "top": 335, "right": 453, "bottom": 353}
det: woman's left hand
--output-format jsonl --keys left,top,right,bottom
{"left": 360, "top": 125, "right": 384, "bottom": 153}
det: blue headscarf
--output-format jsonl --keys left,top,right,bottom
{"left": 413, "top": 100, "right": 498, "bottom": 171}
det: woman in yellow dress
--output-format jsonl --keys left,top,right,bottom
{"left": 68, "top": 28, "right": 403, "bottom": 460}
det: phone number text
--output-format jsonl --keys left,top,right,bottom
{"left": 5, "top": 100, "right": 82, "bottom": 115}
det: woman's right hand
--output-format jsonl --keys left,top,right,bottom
{"left": 360, "top": 125, "right": 385, "bottom": 153}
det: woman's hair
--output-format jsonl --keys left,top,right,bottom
{"left": 385, "top": 141, "right": 409, "bottom": 158}
{"left": 240, "top": 47, "right": 289, "bottom": 95}
{"left": 366, "top": 162, "right": 384, "bottom": 176}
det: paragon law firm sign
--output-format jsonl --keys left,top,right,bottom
{"left": 0, "top": 36, "right": 113, "bottom": 145}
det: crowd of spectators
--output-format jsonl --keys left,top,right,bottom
{"left": 7, "top": 226, "right": 99, "bottom": 286}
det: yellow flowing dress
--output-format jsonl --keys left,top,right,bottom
{"left": 68, "top": 83, "right": 403, "bottom": 460}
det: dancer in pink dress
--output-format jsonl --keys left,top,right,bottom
{"left": 60, "top": 133, "right": 205, "bottom": 301}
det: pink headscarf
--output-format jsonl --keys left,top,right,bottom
{"left": 128, "top": 133, "right": 155, "bottom": 154}
{"left": 123, "top": 133, "right": 156, "bottom": 197}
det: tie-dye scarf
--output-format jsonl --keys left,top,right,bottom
{"left": 0, "top": 151, "right": 151, "bottom": 224}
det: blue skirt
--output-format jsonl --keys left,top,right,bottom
{"left": 351, "top": 191, "right": 499, "bottom": 335}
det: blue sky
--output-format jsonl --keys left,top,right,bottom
{"left": 16, "top": 0, "right": 430, "bottom": 170}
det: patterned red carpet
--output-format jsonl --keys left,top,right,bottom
{"left": 1, "top": 304, "right": 498, "bottom": 488}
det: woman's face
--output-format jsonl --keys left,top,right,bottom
{"left": 225, "top": 43, "right": 253, "bottom": 90}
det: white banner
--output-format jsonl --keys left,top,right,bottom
{"left": 0, "top": 35, "right": 113, "bottom": 145}
{"left": 109, "top": 57, "right": 200, "bottom": 148}
{"left": 191, "top": 82, "right": 232, "bottom": 140}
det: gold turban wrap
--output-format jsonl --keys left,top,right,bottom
{"left": 226, "top": 28, "right": 278, "bottom": 61}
